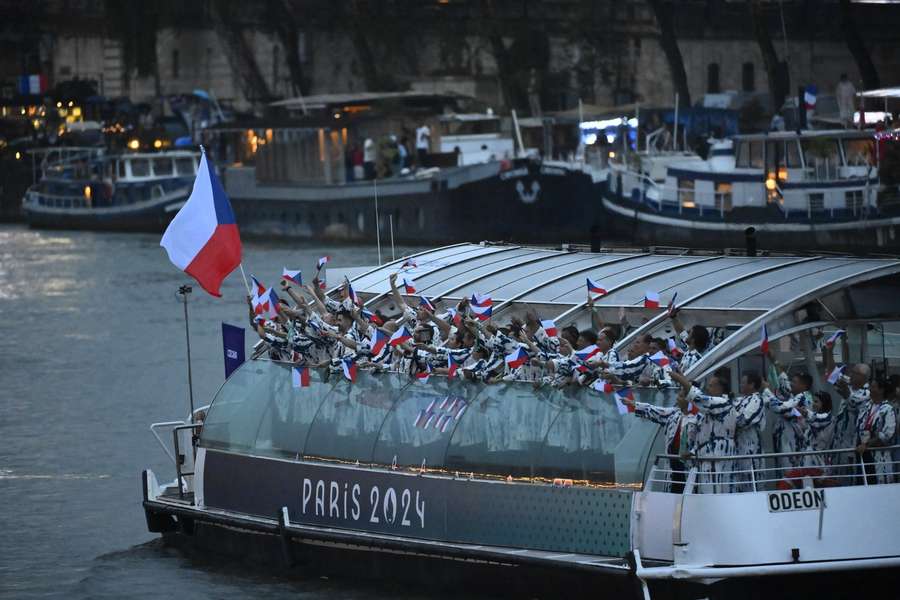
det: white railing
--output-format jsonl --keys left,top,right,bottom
{"left": 647, "top": 445, "right": 900, "bottom": 494}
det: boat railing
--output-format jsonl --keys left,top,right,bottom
{"left": 646, "top": 445, "right": 900, "bottom": 494}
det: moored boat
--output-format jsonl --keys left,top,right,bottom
{"left": 22, "top": 147, "right": 199, "bottom": 232}
{"left": 143, "top": 243, "right": 900, "bottom": 598}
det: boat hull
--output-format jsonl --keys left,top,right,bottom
{"left": 226, "top": 159, "right": 606, "bottom": 244}
{"left": 602, "top": 186, "right": 900, "bottom": 252}
{"left": 23, "top": 187, "right": 190, "bottom": 233}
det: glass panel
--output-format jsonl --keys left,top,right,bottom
{"left": 152, "top": 158, "right": 173, "bottom": 176}
{"left": 748, "top": 141, "right": 764, "bottom": 169}
{"left": 732, "top": 261, "right": 871, "bottom": 309}
{"left": 372, "top": 377, "right": 483, "bottom": 469}
{"left": 444, "top": 383, "right": 567, "bottom": 478}
{"left": 715, "top": 182, "right": 733, "bottom": 211}
{"left": 785, "top": 141, "right": 802, "bottom": 168}
{"left": 303, "top": 370, "right": 402, "bottom": 461}
{"left": 176, "top": 157, "right": 196, "bottom": 175}
{"left": 735, "top": 141, "right": 748, "bottom": 168}
{"left": 130, "top": 159, "right": 150, "bottom": 177}
{"left": 202, "top": 361, "right": 337, "bottom": 455}
{"left": 843, "top": 139, "right": 872, "bottom": 167}
{"left": 118, "top": 161, "right": 126, "bottom": 178}
{"left": 414, "top": 249, "right": 555, "bottom": 296}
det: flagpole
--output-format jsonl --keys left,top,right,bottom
{"left": 374, "top": 179, "right": 382, "bottom": 266}
{"left": 238, "top": 262, "right": 252, "bottom": 294}
{"left": 389, "top": 214, "right": 396, "bottom": 261}
{"left": 178, "top": 285, "right": 196, "bottom": 423}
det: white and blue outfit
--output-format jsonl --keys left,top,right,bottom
{"left": 687, "top": 386, "right": 737, "bottom": 493}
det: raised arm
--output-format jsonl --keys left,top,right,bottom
{"left": 388, "top": 272, "right": 412, "bottom": 312}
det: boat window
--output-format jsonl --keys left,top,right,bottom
{"left": 748, "top": 141, "right": 763, "bottom": 168}
{"left": 152, "top": 158, "right": 173, "bottom": 176}
{"left": 176, "top": 157, "right": 195, "bottom": 175}
{"left": 801, "top": 138, "right": 840, "bottom": 173}
{"left": 118, "top": 161, "right": 126, "bottom": 178}
{"left": 785, "top": 140, "right": 802, "bottom": 168}
{"left": 734, "top": 142, "right": 747, "bottom": 167}
{"left": 843, "top": 139, "right": 872, "bottom": 167}
{"left": 809, "top": 193, "right": 824, "bottom": 212}
{"left": 130, "top": 159, "right": 151, "bottom": 177}
{"left": 678, "top": 179, "right": 695, "bottom": 208}
{"left": 715, "top": 182, "right": 733, "bottom": 211}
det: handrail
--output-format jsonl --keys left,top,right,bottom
{"left": 150, "top": 420, "right": 186, "bottom": 464}
{"left": 173, "top": 423, "right": 202, "bottom": 500}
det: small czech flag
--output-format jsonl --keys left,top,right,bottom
{"left": 470, "top": 293, "right": 492, "bottom": 307}
{"left": 760, "top": 324, "right": 769, "bottom": 355}
{"left": 402, "top": 258, "right": 418, "bottom": 269}
{"left": 649, "top": 351, "right": 670, "bottom": 367}
{"left": 666, "top": 292, "right": 678, "bottom": 316}
{"left": 292, "top": 366, "right": 310, "bottom": 388}
{"left": 586, "top": 278, "right": 607, "bottom": 296}
{"left": 419, "top": 296, "right": 435, "bottom": 313}
{"left": 614, "top": 387, "right": 636, "bottom": 415}
{"left": 389, "top": 326, "right": 413, "bottom": 347}
{"left": 361, "top": 308, "right": 383, "bottom": 326}
{"left": 250, "top": 274, "right": 267, "bottom": 297}
{"left": 827, "top": 364, "right": 845, "bottom": 385}
{"left": 824, "top": 329, "right": 846, "bottom": 348}
{"left": 686, "top": 401, "right": 700, "bottom": 415}
{"left": 505, "top": 347, "right": 529, "bottom": 369}
{"left": 341, "top": 358, "right": 357, "bottom": 383}
{"left": 644, "top": 291, "right": 660, "bottom": 309}
{"left": 403, "top": 278, "right": 416, "bottom": 294}
{"left": 667, "top": 338, "right": 684, "bottom": 359}
{"left": 447, "top": 354, "right": 462, "bottom": 378}
{"left": 470, "top": 303, "right": 492, "bottom": 321}
{"left": 317, "top": 256, "right": 329, "bottom": 271}
{"left": 416, "top": 364, "right": 432, "bottom": 384}
{"left": 347, "top": 281, "right": 361, "bottom": 305}
{"left": 446, "top": 308, "right": 463, "bottom": 327}
{"left": 540, "top": 319, "right": 558, "bottom": 338}
{"left": 592, "top": 379, "right": 614, "bottom": 393}
{"left": 282, "top": 268, "right": 302, "bottom": 285}
{"left": 574, "top": 344, "right": 601, "bottom": 362}
{"left": 371, "top": 329, "right": 389, "bottom": 355}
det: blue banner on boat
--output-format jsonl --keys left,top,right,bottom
{"left": 222, "top": 322, "right": 245, "bottom": 379}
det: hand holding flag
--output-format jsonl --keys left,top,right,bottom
{"left": 666, "top": 292, "right": 678, "bottom": 317}
{"left": 614, "top": 387, "right": 636, "bottom": 415}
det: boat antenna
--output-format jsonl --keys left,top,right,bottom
{"left": 177, "top": 284, "right": 196, "bottom": 422}
{"left": 389, "top": 214, "right": 396, "bottom": 261}
{"left": 374, "top": 178, "right": 382, "bottom": 266}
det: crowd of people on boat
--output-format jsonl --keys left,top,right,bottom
{"left": 247, "top": 264, "right": 899, "bottom": 491}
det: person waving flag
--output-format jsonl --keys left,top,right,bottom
{"left": 614, "top": 387, "right": 636, "bottom": 415}
{"left": 666, "top": 292, "right": 678, "bottom": 317}
{"left": 540, "top": 319, "right": 558, "bottom": 337}
{"left": 505, "top": 347, "right": 529, "bottom": 370}
{"left": 649, "top": 351, "right": 670, "bottom": 367}
{"left": 341, "top": 357, "right": 357, "bottom": 383}
{"left": 160, "top": 150, "right": 242, "bottom": 297}
{"left": 824, "top": 329, "right": 846, "bottom": 348}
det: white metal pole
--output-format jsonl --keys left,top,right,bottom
{"left": 374, "top": 179, "right": 382, "bottom": 266}
{"left": 673, "top": 93, "right": 680, "bottom": 152}
{"left": 635, "top": 101, "right": 640, "bottom": 152}
{"left": 511, "top": 109, "right": 525, "bottom": 158}
{"left": 389, "top": 214, "right": 396, "bottom": 261}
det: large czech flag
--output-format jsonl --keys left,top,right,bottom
{"left": 160, "top": 152, "right": 242, "bottom": 297}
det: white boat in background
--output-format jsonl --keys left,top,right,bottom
{"left": 603, "top": 128, "right": 900, "bottom": 252}
{"left": 142, "top": 243, "right": 900, "bottom": 598}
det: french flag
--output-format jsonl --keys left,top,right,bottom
{"left": 403, "top": 278, "right": 416, "bottom": 294}
{"left": 574, "top": 344, "right": 601, "bottom": 362}
{"left": 371, "top": 329, "right": 389, "bottom": 355}
{"left": 282, "top": 268, "right": 302, "bottom": 285}
{"left": 643, "top": 291, "right": 660, "bottom": 309}
{"left": 160, "top": 152, "right": 242, "bottom": 297}
{"left": 824, "top": 329, "right": 846, "bottom": 348}
{"left": 471, "top": 293, "right": 492, "bottom": 308}
{"left": 649, "top": 351, "right": 670, "bottom": 367}
{"left": 586, "top": 278, "right": 607, "bottom": 296}
{"left": 760, "top": 324, "right": 769, "bottom": 354}
{"left": 416, "top": 364, "right": 432, "bottom": 384}
{"left": 505, "top": 347, "right": 529, "bottom": 370}
{"left": 419, "top": 296, "right": 435, "bottom": 313}
{"left": 614, "top": 387, "right": 636, "bottom": 415}
{"left": 292, "top": 366, "right": 310, "bottom": 388}
{"left": 666, "top": 292, "right": 678, "bottom": 316}
{"left": 540, "top": 319, "right": 557, "bottom": 337}
{"left": 667, "top": 338, "right": 684, "bottom": 359}
{"left": 389, "top": 326, "right": 412, "bottom": 347}
{"left": 592, "top": 379, "right": 614, "bottom": 393}
{"left": 341, "top": 358, "right": 357, "bottom": 383}
{"left": 470, "top": 303, "right": 492, "bottom": 321}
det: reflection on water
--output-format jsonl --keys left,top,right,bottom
{"left": 0, "top": 224, "right": 451, "bottom": 599}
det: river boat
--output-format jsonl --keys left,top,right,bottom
{"left": 206, "top": 92, "right": 606, "bottom": 244}
{"left": 143, "top": 242, "right": 900, "bottom": 598}
{"left": 602, "top": 129, "right": 900, "bottom": 252}
{"left": 22, "top": 147, "right": 199, "bottom": 231}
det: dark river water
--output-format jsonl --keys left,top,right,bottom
{"left": 1, "top": 224, "right": 469, "bottom": 599}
